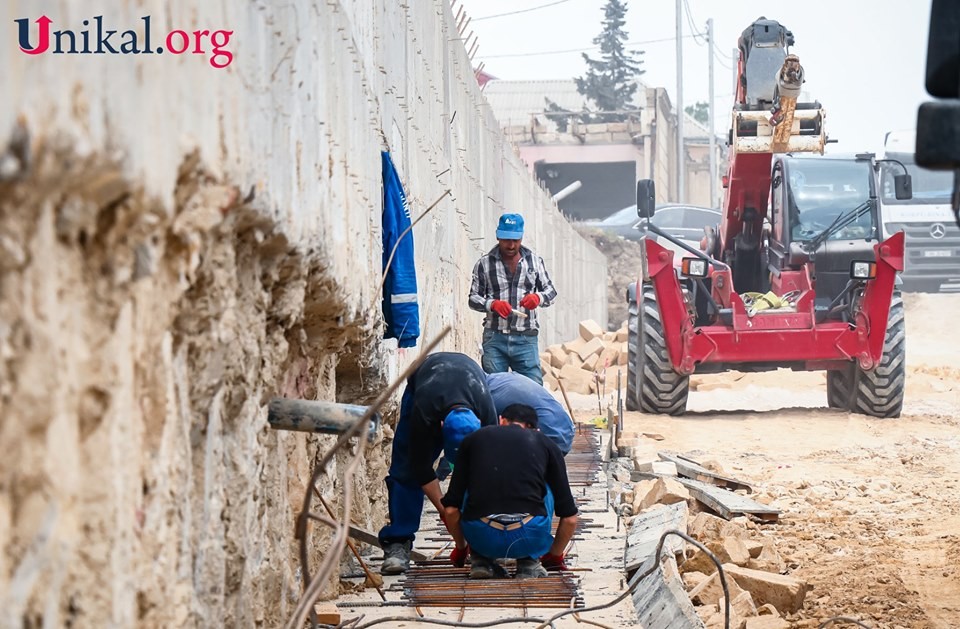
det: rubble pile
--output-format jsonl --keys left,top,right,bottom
{"left": 540, "top": 319, "right": 629, "bottom": 395}
{"left": 616, "top": 448, "right": 810, "bottom": 629}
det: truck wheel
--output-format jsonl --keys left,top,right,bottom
{"left": 627, "top": 283, "right": 689, "bottom": 415}
{"left": 826, "top": 369, "right": 853, "bottom": 410}
{"left": 829, "top": 292, "right": 906, "bottom": 417}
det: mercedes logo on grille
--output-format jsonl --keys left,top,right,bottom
{"left": 930, "top": 223, "right": 947, "bottom": 239}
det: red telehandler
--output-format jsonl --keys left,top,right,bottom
{"left": 627, "top": 17, "right": 912, "bottom": 418}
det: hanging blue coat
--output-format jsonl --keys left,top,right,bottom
{"left": 381, "top": 152, "right": 420, "bottom": 347}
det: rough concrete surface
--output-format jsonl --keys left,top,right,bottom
{"left": 0, "top": 1, "right": 607, "bottom": 627}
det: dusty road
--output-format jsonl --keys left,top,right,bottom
{"left": 604, "top": 292, "right": 960, "bottom": 628}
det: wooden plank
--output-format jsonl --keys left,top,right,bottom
{"left": 630, "top": 555, "right": 705, "bottom": 629}
{"left": 348, "top": 525, "right": 431, "bottom": 562}
{"left": 623, "top": 501, "right": 688, "bottom": 575}
{"left": 673, "top": 477, "right": 780, "bottom": 522}
{"left": 658, "top": 451, "right": 754, "bottom": 493}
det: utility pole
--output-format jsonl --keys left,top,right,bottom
{"left": 675, "top": 0, "right": 684, "bottom": 203}
{"left": 707, "top": 18, "right": 716, "bottom": 209}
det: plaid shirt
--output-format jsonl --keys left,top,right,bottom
{"left": 469, "top": 245, "right": 558, "bottom": 333}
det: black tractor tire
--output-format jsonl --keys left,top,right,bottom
{"left": 826, "top": 369, "right": 852, "bottom": 410}
{"left": 626, "top": 283, "right": 689, "bottom": 415}
{"left": 826, "top": 292, "right": 906, "bottom": 418}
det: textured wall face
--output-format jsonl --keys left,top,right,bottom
{"left": 0, "top": 1, "right": 606, "bottom": 626}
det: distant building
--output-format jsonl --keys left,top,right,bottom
{"left": 481, "top": 79, "right": 724, "bottom": 220}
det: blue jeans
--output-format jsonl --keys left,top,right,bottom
{"left": 481, "top": 330, "right": 543, "bottom": 385}
{"left": 460, "top": 488, "right": 555, "bottom": 560}
{"left": 378, "top": 387, "right": 443, "bottom": 546}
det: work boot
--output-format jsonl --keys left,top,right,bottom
{"left": 380, "top": 541, "right": 412, "bottom": 575}
{"left": 515, "top": 557, "right": 548, "bottom": 579}
{"left": 469, "top": 553, "right": 497, "bottom": 579}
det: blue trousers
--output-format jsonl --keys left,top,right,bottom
{"left": 460, "top": 488, "right": 555, "bottom": 560}
{"left": 481, "top": 330, "right": 543, "bottom": 385}
{"left": 378, "top": 387, "right": 442, "bottom": 546}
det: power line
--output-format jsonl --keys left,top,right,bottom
{"left": 682, "top": 0, "right": 707, "bottom": 45}
{"left": 476, "top": 35, "right": 696, "bottom": 59}
{"left": 713, "top": 48, "right": 733, "bottom": 70}
{"left": 473, "top": 0, "right": 576, "bottom": 21}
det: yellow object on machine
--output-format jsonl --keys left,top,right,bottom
{"left": 741, "top": 291, "right": 801, "bottom": 317}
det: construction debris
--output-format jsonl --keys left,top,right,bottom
{"left": 657, "top": 451, "right": 754, "bottom": 493}
{"left": 541, "top": 319, "right": 629, "bottom": 394}
{"left": 623, "top": 502, "right": 688, "bottom": 575}
{"left": 721, "top": 565, "right": 810, "bottom": 615}
{"left": 674, "top": 477, "right": 781, "bottom": 522}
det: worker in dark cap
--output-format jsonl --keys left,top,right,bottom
{"left": 379, "top": 352, "right": 498, "bottom": 575}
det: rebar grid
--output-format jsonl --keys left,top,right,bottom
{"left": 399, "top": 562, "right": 583, "bottom": 609}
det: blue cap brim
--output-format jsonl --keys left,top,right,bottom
{"left": 496, "top": 230, "right": 523, "bottom": 239}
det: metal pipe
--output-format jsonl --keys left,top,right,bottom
{"left": 267, "top": 397, "right": 380, "bottom": 442}
{"left": 551, "top": 181, "right": 582, "bottom": 202}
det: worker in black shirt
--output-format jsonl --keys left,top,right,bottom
{"left": 441, "top": 403, "right": 578, "bottom": 579}
{"left": 379, "top": 352, "right": 498, "bottom": 575}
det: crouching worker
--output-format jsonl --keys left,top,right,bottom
{"left": 441, "top": 403, "right": 578, "bottom": 579}
{"left": 379, "top": 352, "right": 498, "bottom": 575}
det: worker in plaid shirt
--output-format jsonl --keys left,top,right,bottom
{"left": 469, "top": 213, "right": 557, "bottom": 384}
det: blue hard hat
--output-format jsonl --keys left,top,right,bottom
{"left": 442, "top": 407, "right": 482, "bottom": 466}
{"left": 496, "top": 213, "right": 524, "bottom": 240}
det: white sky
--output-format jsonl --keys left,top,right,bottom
{"left": 461, "top": 0, "right": 933, "bottom": 153}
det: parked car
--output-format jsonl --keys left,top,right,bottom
{"left": 580, "top": 204, "right": 721, "bottom": 245}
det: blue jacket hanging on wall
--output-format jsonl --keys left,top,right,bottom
{"left": 381, "top": 151, "right": 420, "bottom": 347}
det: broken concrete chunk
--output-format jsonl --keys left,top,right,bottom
{"left": 756, "top": 603, "right": 779, "bottom": 616}
{"left": 556, "top": 364, "right": 593, "bottom": 395}
{"left": 700, "top": 459, "right": 727, "bottom": 475}
{"left": 726, "top": 590, "right": 758, "bottom": 621}
{"left": 547, "top": 345, "right": 566, "bottom": 369}
{"left": 744, "top": 539, "right": 764, "bottom": 559}
{"left": 747, "top": 540, "right": 786, "bottom": 574}
{"left": 635, "top": 477, "right": 690, "bottom": 513}
{"left": 618, "top": 342, "right": 628, "bottom": 365}
{"left": 581, "top": 352, "right": 600, "bottom": 371}
{"left": 688, "top": 570, "right": 745, "bottom": 606}
{"left": 688, "top": 512, "right": 749, "bottom": 542}
{"left": 615, "top": 327, "right": 628, "bottom": 342}
{"left": 313, "top": 603, "right": 340, "bottom": 624}
{"left": 745, "top": 616, "right": 790, "bottom": 629}
{"left": 562, "top": 336, "right": 586, "bottom": 356}
{"left": 634, "top": 460, "right": 679, "bottom": 476}
{"left": 578, "top": 319, "right": 604, "bottom": 341}
{"left": 679, "top": 548, "right": 722, "bottom": 575}
{"left": 708, "top": 537, "right": 751, "bottom": 567}
{"left": 723, "top": 564, "right": 810, "bottom": 614}
{"left": 682, "top": 571, "right": 710, "bottom": 591}
{"left": 577, "top": 336, "right": 605, "bottom": 361}
{"left": 631, "top": 479, "right": 659, "bottom": 514}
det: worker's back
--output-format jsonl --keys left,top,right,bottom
{"left": 449, "top": 424, "right": 574, "bottom": 522}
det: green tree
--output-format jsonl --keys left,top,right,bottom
{"left": 574, "top": 0, "right": 645, "bottom": 121}
{"left": 685, "top": 101, "right": 709, "bottom": 125}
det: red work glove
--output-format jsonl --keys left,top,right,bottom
{"left": 540, "top": 552, "right": 567, "bottom": 571}
{"left": 519, "top": 293, "right": 541, "bottom": 310}
{"left": 450, "top": 545, "right": 470, "bottom": 568}
{"left": 490, "top": 300, "right": 513, "bottom": 318}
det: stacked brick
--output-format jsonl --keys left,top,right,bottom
{"left": 540, "top": 319, "right": 628, "bottom": 395}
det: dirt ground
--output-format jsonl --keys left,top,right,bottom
{"left": 610, "top": 292, "right": 960, "bottom": 628}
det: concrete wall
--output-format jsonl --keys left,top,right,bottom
{"left": 0, "top": 1, "right": 606, "bottom": 627}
